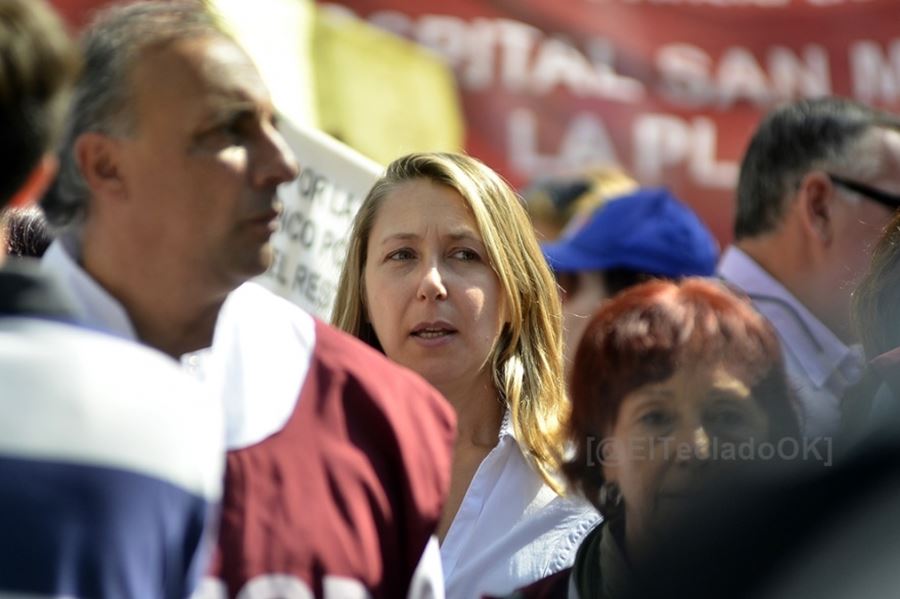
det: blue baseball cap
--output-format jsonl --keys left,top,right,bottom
{"left": 541, "top": 187, "right": 719, "bottom": 277}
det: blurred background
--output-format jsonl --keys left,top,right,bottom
{"left": 49, "top": 0, "right": 900, "bottom": 246}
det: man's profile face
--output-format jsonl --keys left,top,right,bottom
{"left": 115, "top": 35, "right": 298, "bottom": 292}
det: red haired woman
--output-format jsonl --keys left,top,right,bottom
{"left": 502, "top": 278, "right": 800, "bottom": 599}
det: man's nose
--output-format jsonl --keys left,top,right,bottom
{"left": 252, "top": 122, "right": 300, "bottom": 188}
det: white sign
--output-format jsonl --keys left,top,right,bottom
{"left": 255, "top": 121, "right": 382, "bottom": 320}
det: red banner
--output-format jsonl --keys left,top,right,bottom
{"left": 50, "top": 0, "right": 900, "bottom": 242}
{"left": 318, "top": 0, "right": 900, "bottom": 243}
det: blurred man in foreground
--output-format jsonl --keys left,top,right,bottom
{"left": 0, "top": 1, "right": 223, "bottom": 596}
{"left": 41, "top": 1, "right": 455, "bottom": 597}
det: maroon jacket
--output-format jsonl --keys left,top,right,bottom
{"left": 209, "top": 320, "right": 455, "bottom": 598}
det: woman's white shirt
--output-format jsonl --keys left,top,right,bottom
{"left": 440, "top": 413, "right": 601, "bottom": 599}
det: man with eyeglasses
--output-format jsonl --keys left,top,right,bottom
{"left": 718, "top": 97, "right": 900, "bottom": 438}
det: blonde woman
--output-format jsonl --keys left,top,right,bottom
{"left": 333, "top": 152, "right": 599, "bottom": 598}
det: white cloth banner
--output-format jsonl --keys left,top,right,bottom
{"left": 255, "top": 121, "right": 382, "bottom": 320}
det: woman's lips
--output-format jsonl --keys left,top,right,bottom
{"left": 410, "top": 322, "right": 457, "bottom": 345}
{"left": 415, "top": 329, "right": 453, "bottom": 339}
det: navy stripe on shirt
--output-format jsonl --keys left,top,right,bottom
{"left": 0, "top": 456, "right": 213, "bottom": 599}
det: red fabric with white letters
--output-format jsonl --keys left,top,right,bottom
{"left": 50, "top": 0, "right": 900, "bottom": 243}
{"left": 316, "top": 0, "right": 900, "bottom": 245}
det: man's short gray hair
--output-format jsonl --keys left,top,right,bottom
{"left": 44, "top": 0, "right": 235, "bottom": 227}
{"left": 734, "top": 97, "right": 900, "bottom": 240}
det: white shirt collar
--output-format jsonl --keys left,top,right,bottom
{"left": 718, "top": 246, "right": 863, "bottom": 391}
{"left": 41, "top": 234, "right": 315, "bottom": 450}
{"left": 440, "top": 411, "right": 599, "bottom": 598}
{"left": 41, "top": 234, "right": 138, "bottom": 341}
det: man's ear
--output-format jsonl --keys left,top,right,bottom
{"left": 8, "top": 155, "right": 58, "bottom": 209}
{"left": 74, "top": 132, "right": 126, "bottom": 201}
{"left": 797, "top": 171, "right": 835, "bottom": 248}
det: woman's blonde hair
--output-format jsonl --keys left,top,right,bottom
{"left": 332, "top": 152, "right": 568, "bottom": 493}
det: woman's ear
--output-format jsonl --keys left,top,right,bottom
{"left": 8, "top": 155, "right": 58, "bottom": 209}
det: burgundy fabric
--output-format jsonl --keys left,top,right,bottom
{"left": 210, "top": 320, "right": 455, "bottom": 598}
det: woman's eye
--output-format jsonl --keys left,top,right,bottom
{"left": 707, "top": 409, "right": 748, "bottom": 431}
{"left": 451, "top": 248, "right": 480, "bottom": 262}
{"left": 639, "top": 410, "right": 672, "bottom": 429}
{"left": 387, "top": 249, "right": 415, "bottom": 261}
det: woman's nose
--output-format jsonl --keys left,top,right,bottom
{"left": 673, "top": 426, "right": 711, "bottom": 463}
{"left": 692, "top": 426, "right": 711, "bottom": 460}
{"left": 417, "top": 265, "right": 448, "bottom": 301}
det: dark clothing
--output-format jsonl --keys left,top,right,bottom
{"left": 0, "top": 258, "right": 73, "bottom": 320}
{"left": 630, "top": 437, "right": 900, "bottom": 599}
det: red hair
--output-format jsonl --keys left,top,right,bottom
{"left": 564, "top": 278, "right": 799, "bottom": 506}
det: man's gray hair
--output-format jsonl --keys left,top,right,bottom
{"left": 734, "top": 97, "right": 900, "bottom": 240}
{"left": 44, "top": 0, "right": 235, "bottom": 227}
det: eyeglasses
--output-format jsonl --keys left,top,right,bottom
{"left": 827, "top": 173, "right": 900, "bottom": 211}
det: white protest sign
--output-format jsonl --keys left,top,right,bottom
{"left": 254, "top": 120, "right": 382, "bottom": 321}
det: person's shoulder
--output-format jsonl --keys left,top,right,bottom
{"left": 311, "top": 319, "right": 451, "bottom": 412}
{"left": 220, "top": 282, "right": 451, "bottom": 417}
{"left": 309, "top": 318, "right": 456, "bottom": 453}
{"left": 223, "top": 282, "right": 315, "bottom": 338}
{"left": 219, "top": 282, "right": 454, "bottom": 443}
{"left": 4, "top": 315, "right": 189, "bottom": 381}
{"left": 307, "top": 318, "right": 455, "bottom": 502}
{"left": 534, "top": 490, "right": 602, "bottom": 573}
{"left": 312, "top": 319, "right": 415, "bottom": 376}
{"left": 0, "top": 317, "right": 223, "bottom": 502}
{"left": 545, "top": 491, "right": 602, "bottom": 523}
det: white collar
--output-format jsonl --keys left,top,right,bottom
{"left": 42, "top": 233, "right": 315, "bottom": 449}
{"left": 718, "top": 246, "right": 863, "bottom": 390}
{"left": 41, "top": 234, "right": 138, "bottom": 341}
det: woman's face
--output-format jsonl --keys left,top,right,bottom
{"left": 363, "top": 178, "right": 506, "bottom": 395}
{"left": 602, "top": 363, "right": 769, "bottom": 551}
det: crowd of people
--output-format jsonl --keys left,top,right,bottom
{"left": 2, "top": 0, "right": 900, "bottom": 598}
